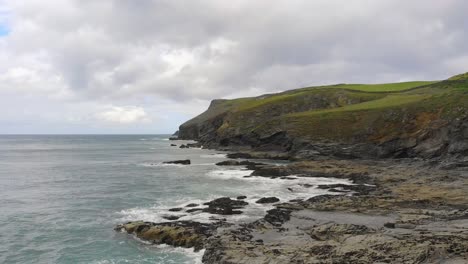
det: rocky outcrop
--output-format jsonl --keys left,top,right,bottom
{"left": 255, "top": 197, "right": 280, "bottom": 204}
{"left": 202, "top": 197, "right": 248, "bottom": 215}
{"left": 116, "top": 158, "right": 468, "bottom": 263}
{"left": 114, "top": 221, "right": 225, "bottom": 251}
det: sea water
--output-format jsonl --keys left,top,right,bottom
{"left": 0, "top": 135, "right": 350, "bottom": 263}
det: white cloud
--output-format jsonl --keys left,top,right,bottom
{"left": 95, "top": 106, "right": 151, "bottom": 124}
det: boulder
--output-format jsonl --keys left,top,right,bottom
{"left": 256, "top": 197, "right": 280, "bottom": 204}
{"left": 202, "top": 197, "right": 248, "bottom": 215}
{"left": 114, "top": 220, "right": 222, "bottom": 251}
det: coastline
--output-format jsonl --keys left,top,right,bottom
{"left": 115, "top": 143, "right": 468, "bottom": 263}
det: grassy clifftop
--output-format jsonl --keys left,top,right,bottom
{"left": 179, "top": 73, "right": 468, "bottom": 159}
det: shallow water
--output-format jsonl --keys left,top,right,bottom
{"left": 0, "top": 135, "right": 349, "bottom": 263}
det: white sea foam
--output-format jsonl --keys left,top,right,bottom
{"left": 119, "top": 167, "right": 354, "bottom": 225}
{"left": 200, "top": 153, "right": 227, "bottom": 158}
{"left": 205, "top": 169, "right": 254, "bottom": 180}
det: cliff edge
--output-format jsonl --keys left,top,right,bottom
{"left": 179, "top": 74, "right": 468, "bottom": 161}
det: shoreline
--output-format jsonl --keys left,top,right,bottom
{"left": 115, "top": 144, "right": 468, "bottom": 263}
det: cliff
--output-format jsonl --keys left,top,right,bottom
{"left": 179, "top": 74, "right": 468, "bottom": 160}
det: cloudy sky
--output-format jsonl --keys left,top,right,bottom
{"left": 0, "top": 0, "right": 467, "bottom": 134}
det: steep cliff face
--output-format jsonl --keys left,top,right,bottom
{"left": 178, "top": 75, "right": 468, "bottom": 160}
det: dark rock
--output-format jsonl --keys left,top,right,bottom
{"left": 202, "top": 197, "right": 248, "bottom": 215}
{"left": 215, "top": 160, "right": 265, "bottom": 170}
{"left": 384, "top": 222, "right": 396, "bottom": 228}
{"left": 186, "top": 208, "right": 203, "bottom": 213}
{"left": 251, "top": 165, "right": 292, "bottom": 177}
{"left": 185, "top": 203, "right": 199, "bottom": 207}
{"left": 163, "top": 159, "right": 191, "bottom": 165}
{"left": 179, "top": 144, "right": 188, "bottom": 148}
{"left": 256, "top": 197, "right": 280, "bottom": 204}
{"left": 168, "top": 208, "right": 183, "bottom": 212}
{"left": 226, "top": 152, "right": 253, "bottom": 159}
{"left": 114, "top": 220, "right": 224, "bottom": 251}
{"left": 236, "top": 196, "right": 247, "bottom": 200}
{"left": 170, "top": 144, "right": 177, "bottom": 146}
{"left": 264, "top": 208, "right": 292, "bottom": 226}
{"left": 162, "top": 215, "right": 184, "bottom": 220}
{"left": 307, "top": 194, "right": 337, "bottom": 203}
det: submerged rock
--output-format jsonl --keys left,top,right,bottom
{"left": 163, "top": 159, "right": 191, "bottom": 165}
{"left": 185, "top": 203, "right": 199, "bottom": 207}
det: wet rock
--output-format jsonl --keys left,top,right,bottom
{"left": 202, "top": 197, "right": 248, "bottom": 215}
{"left": 384, "top": 222, "right": 396, "bottom": 228}
{"left": 163, "top": 159, "right": 191, "bottom": 165}
{"left": 114, "top": 220, "right": 222, "bottom": 251}
{"left": 215, "top": 160, "right": 265, "bottom": 170}
{"left": 185, "top": 203, "right": 199, "bottom": 207}
{"left": 309, "top": 223, "right": 374, "bottom": 241}
{"left": 256, "top": 197, "right": 280, "bottom": 204}
{"left": 162, "top": 215, "right": 184, "bottom": 220}
{"left": 186, "top": 208, "right": 203, "bottom": 213}
{"left": 226, "top": 152, "right": 253, "bottom": 159}
{"left": 168, "top": 208, "right": 183, "bottom": 212}
{"left": 251, "top": 165, "right": 292, "bottom": 177}
{"left": 179, "top": 144, "right": 188, "bottom": 148}
{"left": 263, "top": 208, "right": 292, "bottom": 226}
{"left": 236, "top": 195, "right": 247, "bottom": 200}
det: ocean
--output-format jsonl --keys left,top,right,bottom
{"left": 0, "top": 135, "right": 350, "bottom": 263}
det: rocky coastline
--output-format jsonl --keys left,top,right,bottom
{"left": 116, "top": 78, "right": 468, "bottom": 263}
{"left": 116, "top": 149, "right": 468, "bottom": 263}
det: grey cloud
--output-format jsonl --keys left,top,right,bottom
{"left": 1, "top": 0, "right": 468, "bottom": 133}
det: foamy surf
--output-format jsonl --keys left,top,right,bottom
{"left": 119, "top": 168, "right": 354, "bottom": 225}
{"left": 200, "top": 153, "right": 228, "bottom": 158}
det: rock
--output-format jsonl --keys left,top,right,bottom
{"left": 163, "top": 159, "right": 191, "bottom": 165}
{"left": 114, "top": 220, "right": 222, "bottom": 251}
{"left": 256, "top": 197, "right": 280, "bottom": 204}
{"left": 236, "top": 195, "right": 247, "bottom": 200}
{"left": 162, "top": 215, "right": 184, "bottom": 220}
{"left": 170, "top": 144, "right": 177, "bottom": 146}
{"left": 263, "top": 208, "right": 292, "bottom": 226}
{"left": 168, "top": 208, "right": 183, "bottom": 212}
{"left": 309, "top": 223, "right": 374, "bottom": 241}
{"left": 384, "top": 222, "right": 396, "bottom": 228}
{"left": 179, "top": 144, "right": 188, "bottom": 148}
{"left": 185, "top": 203, "right": 199, "bottom": 207}
{"left": 186, "top": 208, "right": 203, "bottom": 213}
{"left": 215, "top": 160, "right": 265, "bottom": 169}
{"left": 202, "top": 197, "right": 248, "bottom": 215}
{"left": 226, "top": 152, "right": 253, "bottom": 159}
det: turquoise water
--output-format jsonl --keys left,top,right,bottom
{"left": 0, "top": 135, "right": 349, "bottom": 263}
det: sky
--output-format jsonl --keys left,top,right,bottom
{"left": 0, "top": 0, "right": 467, "bottom": 134}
